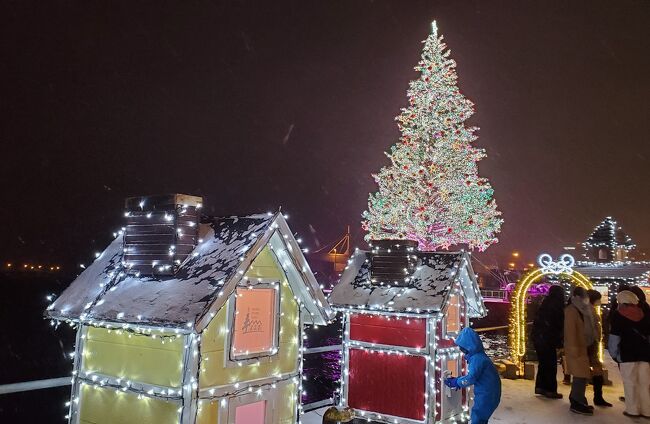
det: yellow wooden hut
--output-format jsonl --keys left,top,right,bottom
{"left": 46, "top": 194, "right": 333, "bottom": 424}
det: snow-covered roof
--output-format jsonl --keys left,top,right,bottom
{"left": 329, "top": 250, "right": 485, "bottom": 317}
{"left": 575, "top": 262, "right": 650, "bottom": 282}
{"left": 46, "top": 213, "right": 333, "bottom": 331}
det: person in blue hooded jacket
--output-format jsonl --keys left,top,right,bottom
{"left": 445, "top": 327, "right": 501, "bottom": 424}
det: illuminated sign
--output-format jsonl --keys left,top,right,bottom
{"left": 537, "top": 253, "right": 575, "bottom": 275}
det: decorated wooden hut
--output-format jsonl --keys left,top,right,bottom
{"left": 45, "top": 194, "right": 333, "bottom": 424}
{"left": 329, "top": 239, "right": 485, "bottom": 424}
{"left": 575, "top": 216, "right": 650, "bottom": 305}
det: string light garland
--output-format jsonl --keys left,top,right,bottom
{"left": 362, "top": 20, "right": 502, "bottom": 252}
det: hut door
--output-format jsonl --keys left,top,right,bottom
{"left": 442, "top": 358, "right": 463, "bottom": 421}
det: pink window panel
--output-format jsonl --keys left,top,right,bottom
{"left": 446, "top": 294, "right": 461, "bottom": 334}
{"left": 232, "top": 288, "right": 277, "bottom": 357}
{"left": 235, "top": 400, "right": 266, "bottom": 424}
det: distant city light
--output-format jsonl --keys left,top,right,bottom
{"left": 5, "top": 263, "right": 61, "bottom": 271}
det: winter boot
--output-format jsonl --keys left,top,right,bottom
{"left": 570, "top": 400, "right": 594, "bottom": 416}
{"left": 592, "top": 375, "right": 613, "bottom": 407}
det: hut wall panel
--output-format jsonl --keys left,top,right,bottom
{"left": 78, "top": 383, "right": 179, "bottom": 424}
{"left": 82, "top": 326, "right": 184, "bottom": 388}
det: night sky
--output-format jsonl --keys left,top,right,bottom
{"left": 1, "top": 1, "right": 648, "bottom": 270}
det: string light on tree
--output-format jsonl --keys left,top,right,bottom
{"left": 362, "top": 21, "right": 502, "bottom": 252}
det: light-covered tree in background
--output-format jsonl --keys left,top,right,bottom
{"left": 362, "top": 21, "right": 502, "bottom": 251}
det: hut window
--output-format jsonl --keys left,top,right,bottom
{"left": 235, "top": 400, "right": 266, "bottom": 424}
{"left": 231, "top": 287, "right": 278, "bottom": 359}
{"left": 598, "top": 249, "right": 607, "bottom": 260}
{"left": 446, "top": 294, "right": 461, "bottom": 335}
{"left": 446, "top": 358, "right": 459, "bottom": 378}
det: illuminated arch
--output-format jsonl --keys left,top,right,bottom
{"left": 508, "top": 255, "right": 602, "bottom": 373}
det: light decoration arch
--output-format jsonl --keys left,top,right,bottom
{"left": 509, "top": 254, "right": 602, "bottom": 372}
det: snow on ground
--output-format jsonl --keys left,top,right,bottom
{"left": 491, "top": 354, "right": 627, "bottom": 424}
{"left": 302, "top": 354, "right": 630, "bottom": 423}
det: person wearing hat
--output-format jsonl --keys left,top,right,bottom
{"left": 627, "top": 285, "right": 650, "bottom": 329}
{"left": 608, "top": 290, "right": 650, "bottom": 419}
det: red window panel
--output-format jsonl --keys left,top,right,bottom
{"left": 348, "top": 349, "right": 426, "bottom": 420}
{"left": 350, "top": 314, "right": 427, "bottom": 348}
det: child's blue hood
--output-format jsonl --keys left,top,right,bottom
{"left": 455, "top": 327, "right": 484, "bottom": 356}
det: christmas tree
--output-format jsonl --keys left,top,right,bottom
{"left": 362, "top": 21, "right": 502, "bottom": 252}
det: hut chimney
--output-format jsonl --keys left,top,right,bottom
{"left": 123, "top": 194, "right": 202, "bottom": 276}
{"left": 369, "top": 239, "right": 418, "bottom": 286}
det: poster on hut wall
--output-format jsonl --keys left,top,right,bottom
{"left": 232, "top": 288, "right": 277, "bottom": 357}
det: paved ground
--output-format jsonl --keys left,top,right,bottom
{"left": 303, "top": 354, "right": 632, "bottom": 423}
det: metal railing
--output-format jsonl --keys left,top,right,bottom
{"left": 0, "top": 345, "right": 344, "bottom": 413}
{"left": 480, "top": 289, "right": 508, "bottom": 300}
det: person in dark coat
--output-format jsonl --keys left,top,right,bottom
{"left": 531, "top": 285, "right": 565, "bottom": 398}
{"left": 609, "top": 290, "right": 650, "bottom": 418}
{"left": 445, "top": 327, "right": 501, "bottom": 424}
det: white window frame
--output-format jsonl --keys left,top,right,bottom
{"left": 443, "top": 291, "right": 462, "bottom": 339}
{"left": 440, "top": 354, "right": 463, "bottom": 422}
{"left": 222, "top": 380, "right": 292, "bottom": 424}
{"left": 225, "top": 279, "right": 281, "bottom": 366}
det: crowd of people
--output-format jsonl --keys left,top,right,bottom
{"left": 532, "top": 284, "right": 650, "bottom": 417}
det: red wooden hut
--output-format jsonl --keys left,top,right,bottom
{"left": 329, "top": 240, "right": 485, "bottom": 423}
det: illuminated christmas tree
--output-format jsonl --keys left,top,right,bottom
{"left": 363, "top": 21, "right": 502, "bottom": 251}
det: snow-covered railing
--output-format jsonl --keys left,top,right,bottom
{"left": 0, "top": 377, "right": 71, "bottom": 395}
{"left": 303, "top": 344, "right": 342, "bottom": 354}
{"left": 302, "top": 397, "right": 334, "bottom": 412}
